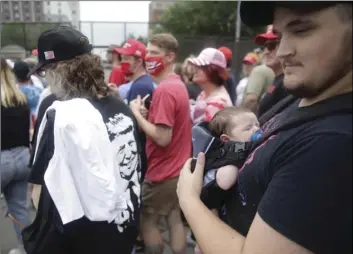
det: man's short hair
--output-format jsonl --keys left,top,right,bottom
{"left": 209, "top": 106, "right": 251, "bottom": 137}
{"left": 13, "top": 61, "right": 31, "bottom": 82}
{"left": 148, "top": 33, "right": 179, "bottom": 54}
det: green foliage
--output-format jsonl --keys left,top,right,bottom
{"left": 1, "top": 23, "right": 71, "bottom": 50}
{"left": 136, "top": 35, "right": 148, "bottom": 45}
{"left": 120, "top": 34, "right": 148, "bottom": 46}
{"left": 153, "top": 1, "right": 264, "bottom": 38}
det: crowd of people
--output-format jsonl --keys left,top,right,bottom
{"left": 1, "top": 1, "right": 352, "bottom": 254}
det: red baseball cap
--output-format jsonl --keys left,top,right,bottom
{"left": 254, "top": 25, "right": 277, "bottom": 46}
{"left": 32, "top": 49, "right": 38, "bottom": 56}
{"left": 114, "top": 39, "right": 146, "bottom": 59}
{"left": 218, "top": 46, "right": 232, "bottom": 61}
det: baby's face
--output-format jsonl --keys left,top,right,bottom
{"left": 226, "top": 112, "right": 260, "bottom": 142}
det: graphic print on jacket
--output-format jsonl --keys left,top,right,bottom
{"left": 106, "top": 113, "right": 141, "bottom": 232}
{"left": 88, "top": 96, "right": 142, "bottom": 233}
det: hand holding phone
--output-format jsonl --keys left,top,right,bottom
{"left": 140, "top": 94, "right": 151, "bottom": 119}
{"left": 142, "top": 94, "right": 152, "bottom": 110}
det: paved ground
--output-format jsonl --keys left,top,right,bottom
{"left": 0, "top": 198, "right": 194, "bottom": 254}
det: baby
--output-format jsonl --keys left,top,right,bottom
{"left": 207, "top": 106, "right": 261, "bottom": 191}
{"left": 193, "top": 107, "right": 261, "bottom": 254}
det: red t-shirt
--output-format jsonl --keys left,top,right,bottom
{"left": 109, "top": 65, "right": 126, "bottom": 87}
{"left": 145, "top": 74, "right": 192, "bottom": 182}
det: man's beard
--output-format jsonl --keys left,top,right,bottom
{"left": 285, "top": 64, "right": 352, "bottom": 99}
{"left": 285, "top": 80, "right": 333, "bottom": 98}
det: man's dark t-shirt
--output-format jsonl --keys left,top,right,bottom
{"left": 257, "top": 73, "right": 287, "bottom": 118}
{"left": 126, "top": 74, "right": 155, "bottom": 104}
{"left": 30, "top": 93, "right": 58, "bottom": 166}
{"left": 225, "top": 93, "right": 352, "bottom": 254}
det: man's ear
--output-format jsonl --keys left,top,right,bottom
{"left": 220, "top": 134, "right": 230, "bottom": 142}
{"left": 166, "top": 52, "right": 176, "bottom": 64}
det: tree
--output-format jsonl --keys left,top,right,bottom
{"left": 1, "top": 23, "right": 71, "bottom": 50}
{"left": 153, "top": 2, "right": 264, "bottom": 38}
{"left": 121, "top": 34, "right": 148, "bottom": 46}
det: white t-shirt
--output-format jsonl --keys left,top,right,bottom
{"left": 235, "top": 77, "right": 248, "bottom": 107}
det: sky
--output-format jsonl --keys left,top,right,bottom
{"left": 79, "top": 1, "right": 151, "bottom": 49}
{"left": 79, "top": 1, "right": 150, "bottom": 22}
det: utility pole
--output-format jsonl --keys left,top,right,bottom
{"left": 235, "top": 0, "right": 241, "bottom": 43}
{"left": 233, "top": 0, "right": 242, "bottom": 83}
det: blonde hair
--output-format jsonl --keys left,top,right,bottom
{"left": 1, "top": 57, "right": 27, "bottom": 107}
{"left": 181, "top": 55, "right": 196, "bottom": 83}
{"left": 148, "top": 33, "right": 179, "bottom": 54}
{"left": 209, "top": 106, "right": 251, "bottom": 137}
{"left": 45, "top": 53, "right": 114, "bottom": 100}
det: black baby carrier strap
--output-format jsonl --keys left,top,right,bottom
{"left": 190, "top": 122, "right": 253, "bottom": 209}
{"left": 252, "top": 92, "right": 352, "bottom": 151}
{"left": 191, "top": 121, "right": 251, "bottom": 172}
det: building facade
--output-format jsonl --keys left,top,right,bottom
{"left": 148, "top": 1, "right": 175, "bottom": 23}
{"left": 1, "top": 1, "right": 80, "bottom": 28}
{"left": 43, "top": 1, "right": 80, "bottom": 29}
{"left": 1, "top": 1, "right": 44, "bottom": 22}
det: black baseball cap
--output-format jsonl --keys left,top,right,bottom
{"left": 13, "top": 61, "right": 31, "bottom": 81}
{"left": 240, "top": 2, "right": 342, "bottom": 27}
{"left": 28, "top": 26, "right": 92, "bottom": 77}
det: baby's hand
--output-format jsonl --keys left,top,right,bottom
{"left": 216, "top": 165, "right": 239, "bottom": 190}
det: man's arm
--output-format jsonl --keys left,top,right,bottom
{"left": 243, "top": 94, "right": 259, "bottom": 113}
{"left": 131, "top": 88, "right": 175, "bottom": 147}
{"left": 183, "top": 200, "right": 312, "bottom": 254}
{"left": 133, "top": 112, "right": 172, "bottom": 147}
{"left": 183, "top": 134, "right": 351, "bottom": 254}
{"left": 243, "top": 66, "right": 271, "bottom": 112}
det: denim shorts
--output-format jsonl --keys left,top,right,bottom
{"left": 1, "top": 146, "right": 31, "bottom": 243}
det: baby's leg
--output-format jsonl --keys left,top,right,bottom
{"left": 216, "top": 165, "right": 239, "bottom": 190}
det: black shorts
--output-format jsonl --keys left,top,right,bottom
{"left": 63, "top": 217, "right": 138, "bottom": 254}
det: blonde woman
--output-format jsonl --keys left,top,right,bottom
{"left": 182, "top": 55, "right": 202, "bottom": 101}
{"left": 1, "top": 57, "right": 31, "bottom": 254}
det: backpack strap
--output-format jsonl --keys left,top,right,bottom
{"left": 252, "top": 92, "right": 352, "bottom": 152}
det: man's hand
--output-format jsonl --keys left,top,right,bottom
{"left": 130, "top": 95, "right": 142, "bottom": 115}
{"left": 177, "top": 153, "right": 205, "bottom": 208}
{"left": 108, "top": 83, "right": 117, "bottom": 89}
{"left": 140, "top": 105, "right": 149, "bottom": 119}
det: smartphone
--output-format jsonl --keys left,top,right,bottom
{"left": 142, "top": 94, "right": 152, "bottom": 110}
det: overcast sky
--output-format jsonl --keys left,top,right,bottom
{"left": 79, "top": 1, "right": 150, "bottom": 22}
{"left": 79, "top": 1, "right": 151, "bottom": 57}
